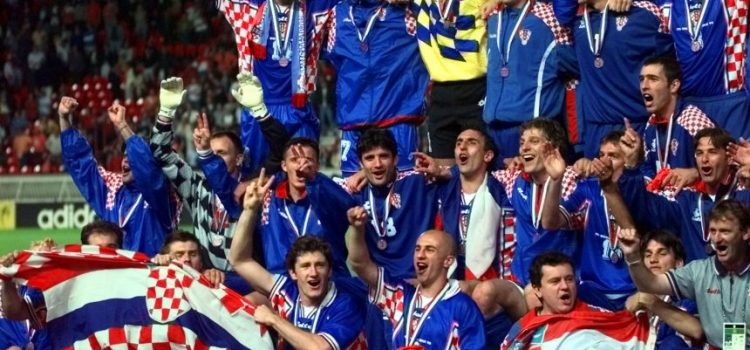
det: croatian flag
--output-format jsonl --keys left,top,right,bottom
{"left": 500, "top": 301, "right": 650, "bottom": 350}
{"left": 0, "top": 245, "right": 273, "bottom": 349}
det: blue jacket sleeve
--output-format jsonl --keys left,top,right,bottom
{"left": 617, "top": 168, "right": 680, "bottom": 230}
{"left": 125, "top": 136, "right": 176, "bottom": 232}
{"left": 306, "top": 174, "right": 356, "bottom": 238}
{"left": 60, "top": 129, "right": 112, "bottom": 220}
{"left": 240, "top": 108, "right": 271, "bottom": 175}
{"left": 552, "top": 0, "right": 579, "bottom": 27}
{"left": 457, "top": 298, "right": 486, "bottom": 349}
{"left": 198, "top": 153, "right": 242, "bottom": 220}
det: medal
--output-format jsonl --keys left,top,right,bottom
{"left": 211, "top": 234, "right": 224, "bottom": 247}
{"left": 348, "top": 5, "right": 383, "bottom": 55}
{"left": 500, "top": 66, "right": 510, "bottom": 78}
{"left": 443, "top": 19, "right": 454, "bottom": 29}
{"left": 279, "top": 57, "right": 289, "bottom": 67}
{"left": 495, "top": 1, "right": 532, "bottom": 79}
{"left": 438, "top": 0, "right": 457, "bottom": 31}
{"left": 691, "top": 40, "right": 702, "bottom": 52}
{"left": 377, "top": 239, "right": 388, "bottom": 250}
{"left": 609, "top": 250, "right": 620, "bottom": 263}
{"left": 594, "top": 56, "right": 604, "bottom": 68}
{"left": 584, "top": 5, "right": 609, "bottom": 69}
{"left": 269, "top": 0, "right": 296, "bottom": 69}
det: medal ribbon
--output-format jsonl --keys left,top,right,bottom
{"left": 348, "top": 4, "right": 383, "bottom": 44}
{"left": 495, "top": 0, "right": 532, "bottom": 67}
{"left": 269, "top": 0, "right": 297, "bottom": 61}
{"left": 119, "top": 194, "right": 143, "bottom": 228}
{"left": 405, "top": 283, "right": 452, "bottom": 345}
{"left": 368, "top": 185, "right": 392, "bottom": 239}
{"left": 600, "top": 190, "right": 620, "bottom": 256}
{"left": 438, "top": 0, "right": 457, "bottom": 24}
{"left": 459, "top": 192, "right": 475, "bottom": 245}
{"left": 531, "top": 177, "right": 551, "bottom": 230}
{"left": 583, "top": 3, "right": 609, "bottom": 57}
{"left": 653, "top": 113, "right": 675, "bottom": 172}
{"left": 283, "top": 201, "right": 313, "bottom": 237}
{"left": 683, "top": 0, "right": 710, "bottom": 44}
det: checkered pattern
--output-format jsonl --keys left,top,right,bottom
{"left": 725, "top": 0, "right": 748, "bottom": 92}
{"left": 372, "top": 269, "right": 406, "bottom": 327}
{"left": 61, "top": 324, "right": 212, "bottom": 350}
{"left": 532, "top": 2, "right": 572, "bottom": 45}
{"left": 676, "top": 105, "right": 715, "bottom": 136}
{"left": 493, "top": 168, "right": 521, "bottom": 199}
{"left": 218, "top": 0, "right": 260, "bottom": 71}
{"left": 325, "top": 6, "right": 337, "bottom": 53}
{"left": 98, "top": 166, "right": 123, "bottom": 210}
{"left": 345, "top": 331, "right": 368, "bottom": 350}
{"left": 146, "top": 268, "right": 191, "bottom": 322}
{"left": 151, "top": 123, "right": 236, "bottom": 272}
{"left": 305, "top": 9, "right": 335, "bottom": 94}
{"left": 498, "top": 208, "right": 516, "bottom": 280}
{"left": 560, "top": 166, "right": 579, "bottom": 199}
{"left": 634, "top": 1, "right": 670, "bottom": 33}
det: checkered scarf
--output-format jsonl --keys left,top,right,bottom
{"left": 725, "top": 0, "right": 748, "bottom": 92}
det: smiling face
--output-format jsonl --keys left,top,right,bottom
{"left": 519, "top": 128, "right": 551, "bottom": 176}
{"left": 360, "top": 147, "right": 397, "bottom": 187}
{"left": 413, "top": 230, "right": 454, "bottom": 289}
{"left": 455, "top": 129, "right": 493, "bottom": 177}
{"left": 535, "top": 263, "right": 577, "bottom": 315}
{"left": 694, "top": 136, "right": 730, "bottom": 187}
{"left": 640, "top": 63, "right": 679, "bottom": 116}
{"left": 290, "top": 251, "right": 331, "bottom": 306}
{"left": 709, "top": 215, "right": 750, "bottom": 268}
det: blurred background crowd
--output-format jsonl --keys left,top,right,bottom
{"left": 0, "top": 0, "right": 339, "bottom": 175}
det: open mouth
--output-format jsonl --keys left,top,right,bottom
{"left": 715, "top": 244, "right": 729, "bottom": 255}
{"left": 458, "top": 153, "right": 469, "bottom": 164}
{"left": 559, "top": 293, "right": 572, "bottom": 303}
{"left": 416, "top": 262, "right": 428, "bottom": 274}
{"left": 308, "top": 279, "right": 321, "bottom": 288}
{"left": 700, "top": 166, "right": 714, "bottom": 177}
{"left": 642, "top": 93, "right": 653, "bottom": 102}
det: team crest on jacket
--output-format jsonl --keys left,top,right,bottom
{"left": 616, "top": 16, "right": 628, "bottom": 31}
{"left": 671, "top": 139, "right": 679, "bottom": 156}
{"left": 518, "top": 28, "right": 531, "bottom": 45}
{"left": 390, "top": 192, "right": 402, "bottom": 209}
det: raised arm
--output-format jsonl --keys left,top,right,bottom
{"left": 618, "top": 228, "right": 672, "bottom": 295}
{"left": 345, "top": 206, "right": 379, "bottom": 287}
{"left": 228, "top": 169, "right": 275, "bottom": 295}
{"left": 253, "top": 304, "right": 334, "bottom": 350}
{"left": 626, "top": 292, "right": 704, "bottom": 341}
{"left": 57, "top": 96, "right": 78, "bottom": 132}
{"left": 540, "top": 148, "right": 570, "bottom": 230}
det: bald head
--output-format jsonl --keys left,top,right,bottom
{"left": 417, "top": 230, "right": 456, "bottom": 257}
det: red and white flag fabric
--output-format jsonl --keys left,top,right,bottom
{"left": 500, "top": 301, "right": 650, "bottom": 350}
{"left": 0, "top": 245, "right": 273, "bottom": 349}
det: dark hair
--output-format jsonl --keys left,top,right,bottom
{"left": 80, "top": 220, "right": 123, "bottom": 248}
{"left": 694, "top": 127, "right": 734, "bottom": 151}
{"left": 709, "top": 199, "right": 750, "bottom": 232}
{"left": 285, "top": 236, "right": 333, "bottom": 271}
{"left": 520, "top": 118, "right": 568, "bottom": 156}
{"left": 459, "top": 125, "right": 498, "bottom": 158}
{"left": 357, "top": 127, "right": 398, "bottom": 160}
{"left": 160, "top": 230, "right": 201, "bottom": 255}
{"left": 643, "top": 54, "right": 682, "bottom": 85}
{"left": 601, "top": 130, "right": 625, "bottom": 146}
{"left": 210, "top": 131, "right": 244, "bottom": 154}
{"left": 640, "top": 229, "right": 686, "bottom": 262}
{"left": 529, "top": 251, "right": 574, "bottom": 288}
{"left": 283, "top": 137, "right": 320, "bottom": 159}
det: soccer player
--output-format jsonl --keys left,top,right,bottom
{"left": 501, "top": 252, "right": 650, "bottom": 349}
{"left": 490, "top": 118, "right": 580, "bottom": 286}
{"left": 150, "top": 76, "right": 287, "bottom": 294}
{"left": 483, "top": 0, "right": 576, "bottom": 161}
{"left": 619, "top": 200, "right": 750, "bottom": 348}
{"left": 625, "top": 230, "right": 704, "bottom": 349}
{"left": 324, "top": 0, "right": 429, "bottom": 177}
{"left": 639, "top": 54, "right": 714, "bottom": 181}
{"left": 229, "top": 171, "right": 365, "bottom": 349}
{"left": 347, "top": 206, "right": 485, "bottom": 348}
{"left": 218, "top": 0, "right": 337, "bottom": 172}
{"left": 568, "top": 0, "right": 673, "bottom": 158}
{"left": 540, "top": 131, "right": 637, "bottom": 310}
{"left": 616, "top": 125, "right": 750, "bottom": 261}
{"left": 60, "top": 97, "right": 178, "bottom": 257}
{"left": 430, "top": 127, "right": 527, "bottom": 347}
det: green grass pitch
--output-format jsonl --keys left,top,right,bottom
{"left": 0, "top": 228, "right": 80, "bottom": 255}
